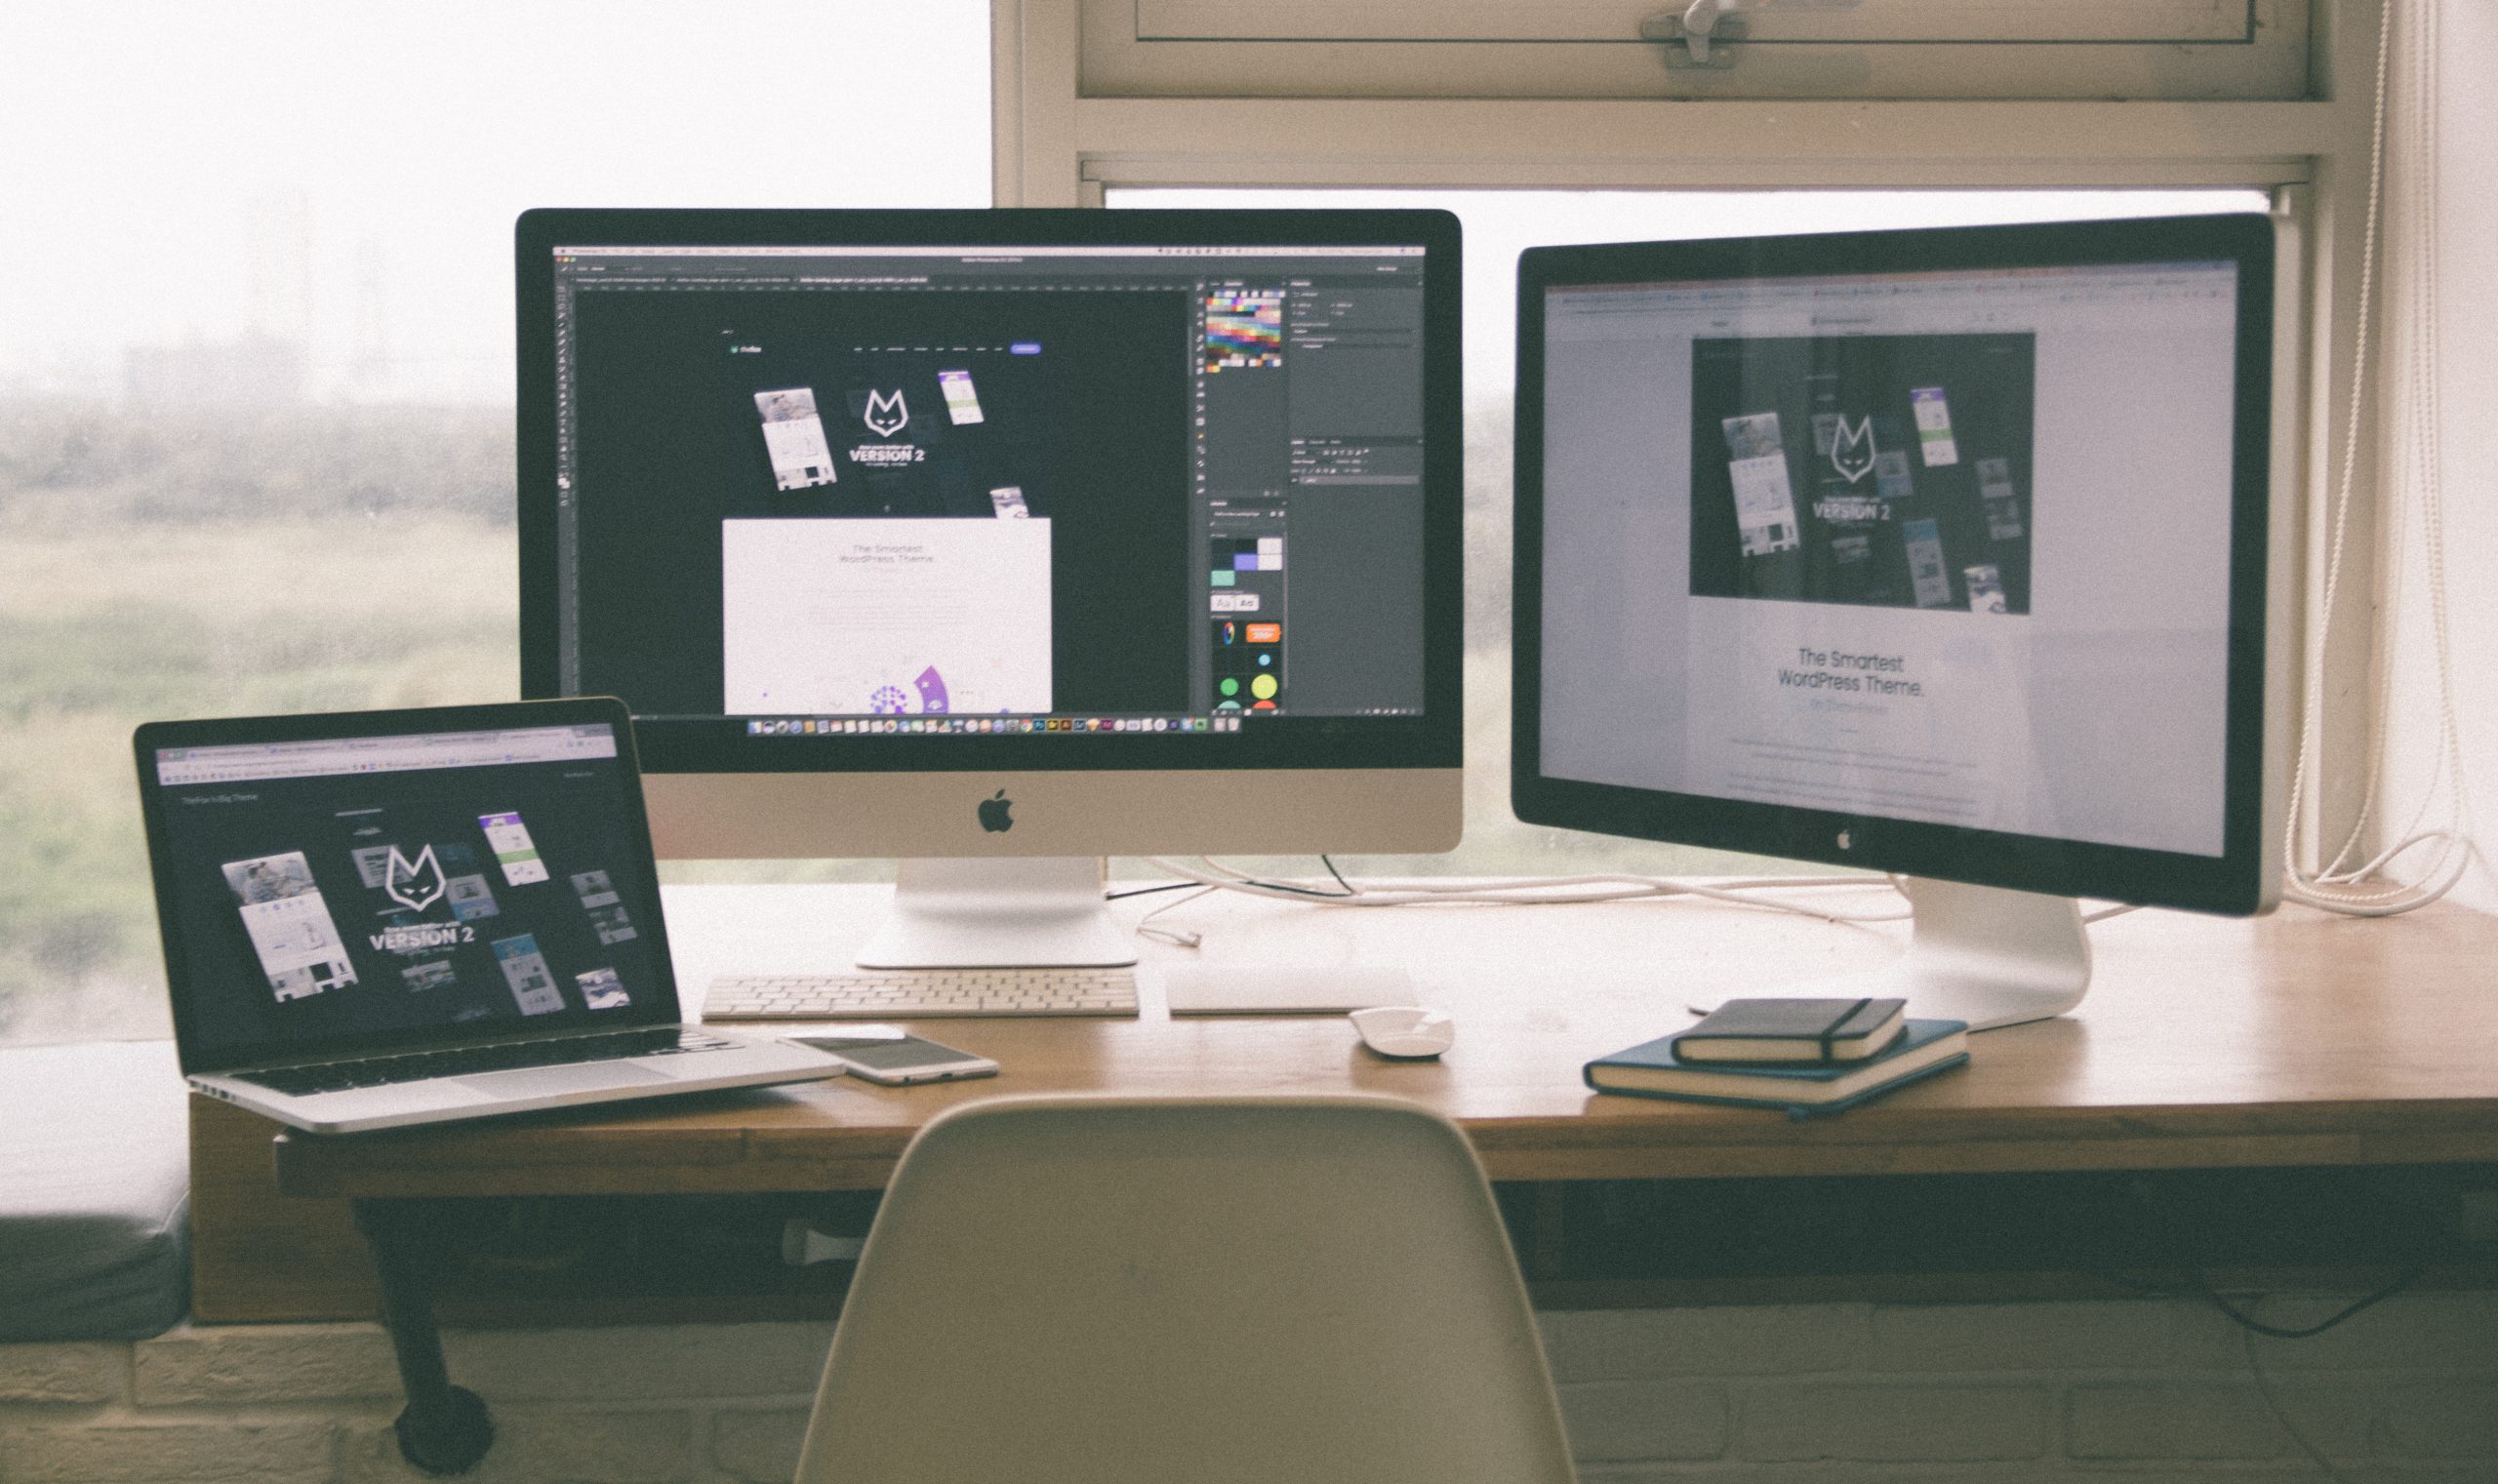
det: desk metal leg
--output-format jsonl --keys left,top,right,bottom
{"left": 352, "top": 1198, "right": 495, "bottom": 1476}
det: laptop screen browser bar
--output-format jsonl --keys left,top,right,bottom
{"left": 155, "top": 726, "right": 618, "bottom": 785}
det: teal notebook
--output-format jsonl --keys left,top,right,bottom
{"left": 1585, "top": 1018, "right": 1970, "bottom": 1118}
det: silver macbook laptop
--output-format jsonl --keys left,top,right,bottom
{"left": 136, "top": 698, "right": 844, "bottom": 1134}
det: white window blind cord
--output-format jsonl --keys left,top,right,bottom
{"left": 2283, "top": 0, "right": 2478, "bottom": 916}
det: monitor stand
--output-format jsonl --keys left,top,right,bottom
{"left": 854, "top": 857, "right": 1139, "bottom": 970}
{"left": 1868, "top": 876, "right": 2090, "bottom": 1032}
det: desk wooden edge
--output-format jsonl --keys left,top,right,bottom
{"left": 270, "top": 1102, "right": 2498, "bottom": 1198}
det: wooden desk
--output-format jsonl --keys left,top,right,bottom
{"left": 271, "top": 883, "right": 2498, "bottom": 1201}
{"left": 219, "top": 882, "right": 2498, "bottom": 1474}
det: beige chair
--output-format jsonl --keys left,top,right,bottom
{"left": 794, "top": 1094, "right": 1578, "bottom": 1484}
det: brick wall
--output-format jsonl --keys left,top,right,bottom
{"left": 2, "top": 1294, "right": 2492, "bottom": 1482}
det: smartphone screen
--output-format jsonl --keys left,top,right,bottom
{"left": 794, "top": 1032, "right": 996, "bottom": 1082}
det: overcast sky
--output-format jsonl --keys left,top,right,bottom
{"left": 0, "top": 2, "right": 993, "bottom": 400}
{"left": 0, "top": 4, "right": 2258, "bottom": 404}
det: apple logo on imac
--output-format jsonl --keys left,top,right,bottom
{"left": 978, "top": 789, "right": 1014, "bottom": 833}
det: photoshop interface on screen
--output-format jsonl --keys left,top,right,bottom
{"left": 547, "top": 244, "right": 1430, "bottom": 735}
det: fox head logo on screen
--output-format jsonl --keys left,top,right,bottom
{"left": 383, "top": 844, "right": 447, "bottom": 913}
{"left": 1829, "top": 415, "right": 1877, "bottom": 485}
{"left": 863, "top": 388, "right": 909, "bottom": 439}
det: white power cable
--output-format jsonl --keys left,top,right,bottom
{"left": 1137, "top": 857, "right": 1912, "bottom": 924}
{"left": 2282, "top": 0, "right": 2478, "bottom": 916}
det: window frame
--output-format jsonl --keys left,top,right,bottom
{"left": 1082, "top": 0, "right": 2310, "bottom": 102}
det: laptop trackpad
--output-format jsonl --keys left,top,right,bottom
{"left": 457, "top": 1062, "right": 670, "bottom": 1098}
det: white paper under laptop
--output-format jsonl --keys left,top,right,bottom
{"left": 136, "top": 700, "right": 842, "bottom": 1134}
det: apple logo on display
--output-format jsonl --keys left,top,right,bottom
{"left": 1835, "top": 829, "right": 1853, "bottom": 852}
{"left": 978, "top": 789, "right": 1015, "bottom": 833}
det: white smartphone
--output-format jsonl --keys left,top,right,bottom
{"left": 790, "top": 1030, "right": 999, "bottom": 1086}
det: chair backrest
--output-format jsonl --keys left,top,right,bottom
{"left": 795, "top": 1094, "right": 1577, "bottom": 1484}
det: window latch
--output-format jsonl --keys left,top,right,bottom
{"left": 1641, "top": 0, "right": 1751, "bottom": 68}
{"left": 1641, "top": 0, "right": 1860, "bottom": 69}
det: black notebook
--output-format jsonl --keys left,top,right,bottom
{"left": 1671, "top": 997, "right": 1908, "bottom": 1063}
{"left": 1586, "top": 1018, "right": 1969, "bottom": 1115}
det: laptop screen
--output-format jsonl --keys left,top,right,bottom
{"left": 142, "top": 712, "right": 677, "bottom": 1071}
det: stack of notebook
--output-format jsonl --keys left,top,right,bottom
{"left": 1584, "top": 997, "right": 1968, "bottom": 1115}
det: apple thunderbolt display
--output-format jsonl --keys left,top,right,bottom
{"left": 1513, "top": 215, "right": 2286, "bottom": 1029}
{"left": 518, "top": 210, "right": 1462, "bottom": 967}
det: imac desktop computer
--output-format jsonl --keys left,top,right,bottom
{"left": 516, "top": 209, "right": 1463, "bottom": 971}
{"left": 1512, "top": 214, "right": 2289, "bottom": 1030}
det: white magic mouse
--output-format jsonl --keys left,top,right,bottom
{"left": 1350, "top": 1006, "right": 1455, "bottom": 1060}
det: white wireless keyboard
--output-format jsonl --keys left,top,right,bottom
{"left": 704, "top": 968, "right": 1140, "bottom": 1021}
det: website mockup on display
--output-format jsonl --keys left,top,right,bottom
{"left": 1538, "top": 260, "right": 2242, "bottom": 858}
{"left": 149, "top": 723, "right": 669, "bottom": 1069}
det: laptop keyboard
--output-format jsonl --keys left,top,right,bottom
{"left": 236, "top": 1027, "right": 741, "bottom": 1098}
{"left": 705, "top": 968, "right": 1140, "bottom": 1020}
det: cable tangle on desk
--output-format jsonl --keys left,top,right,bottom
{"left": 1119, "top": 856, "right": 1915, "bottom": 948}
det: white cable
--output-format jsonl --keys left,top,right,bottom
{"left": 2286, "top": 0, "right": 2394, "bottom": 891}
{"left": 1136, "top": 857, "right": 1914, "bottom": 923}
{"left": 2344, "top": 0, "right": 2475, "bottom": 901}
{"left": 2282, "top": 0, "right": 2477, "bottom": 916}
{"left": 1134, "top": 884, "right": 1218, "bottom": 948}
